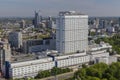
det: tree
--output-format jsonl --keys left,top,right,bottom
{"left": 82, "top": 64, "right": 87, "bottom": 68}
{"left": 35, "top": 70, "right": 51, "bottom": 79}
{"left": 86, "top": 76, "right": 100, "bottom": 80}
{"left": 72, "top": 62, "right": 120, "bottom": 80}
{"left": 109, "top": 76, "right": 117, "bottom": 80}
{"left": 74, "top": 68, "right": 86, "bottom": 80}
{"left": 90, "top": 32, "right": 96, "bottom": 36}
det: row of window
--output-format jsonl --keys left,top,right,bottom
{"left": 58, "top": 56, "right": 90, "bottom": 67}
{"left": 10, "top": 56, "right": 90, "bottom": 76}
{"left": 10, "top": 62, "right": 54, "bottom": 76}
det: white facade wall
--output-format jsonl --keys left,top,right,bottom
{"left": 9, "top": 58, "right": 54, "bottom": 79}
{"left": 8, "top": 53, "right": 90, "bottom": 79}
{"left": 9, "top": 62, "right": 55, "bottom": 79}
{"left": 95, "top": 57, "right": 109, "bottom": 64}
{"left": 108, "top": 56, "right": 117, "bottom": 64}
{"left": 95, "top": 56, "right": 117, "bottom": 64}
{"left": 56, "top": 12, "right": 88, "bottom": 54}
{"left": 90, "top": 51, "right": 109, "bottom": 61}
{"left": 56, "top": 55, "right": 90, "bottom": 68}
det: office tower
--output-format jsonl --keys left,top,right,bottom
{"left": 34, "top": 11, "right": 42, "bottom": 28}
{"left": 8, "top": 32, "right": 22, "bottom": 48}
{"left": 99, "top": 20, "right": 107, "bottom": 29}
{"left": 56, "top": 11, "right": 88, "bottom": 54}
{"left": 95, "top": 18, "right": 99, "bottom": 28}
{"left": 47, "top": 16, "right": 56, "bottom": 29}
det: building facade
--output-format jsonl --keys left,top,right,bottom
{"left": 8, "top": 57, "right": 54, "bottom": 79}
{"left": 34, "top": 11, "right": 42, "bottom": 28}
{"left": 23, "top": 38, "right": 56, "bottom": 54}
{"left": 0, "top": 39, "right": 11, "bottom": 77}
{"left": 56, "top": 11, "right": 88, "bottom": 54}
{"left": 7, "top": 52, "right": 90, "bottom": 79}
{"left": 55, "top": 53, "right": 90, "bottom": 68}
{"left": 8, "top": 32, "right": 22, "bottom": 48}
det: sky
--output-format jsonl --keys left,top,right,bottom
{"left": 0, "top": 0, "right": 120, "bottom": 17}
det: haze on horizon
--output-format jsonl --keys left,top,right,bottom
{"left": 0, "top": 0, "right": 120, "bottom": 17}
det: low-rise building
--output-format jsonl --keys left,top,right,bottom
{"left": 7, "top": 57, "right": 54, "bottom": 79}
{"left": 56, "top": 55, "right": 90, "bottom": 68}
{"left": 95, "top": 56, "right": 117, "bottom": 64}
{"left": 89, "top": 50, "right": 109, "bottom": 61}
{"left": 23, "top": 38, "right": 56, "bottom": 53}
{"left": 88, "top": 42, "right": 112, "bottom": 51}
{"left": 5, "top": 42, "right": 114, "bottom": 79}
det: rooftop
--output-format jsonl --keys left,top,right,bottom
{"left": 11, "top": 53, "right": 48, "bottom": 63}
{"left": 59, "top": 11, "right": 86, "bottom": 16}
{"left": 88, "top": 42, "right": 112, "bottom": 51}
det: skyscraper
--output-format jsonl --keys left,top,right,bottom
{"left": 56, "top": 11, "right": 88, "bottom": 54}
{"left": 34, "top": 11, "right": 42, "bottom": 28}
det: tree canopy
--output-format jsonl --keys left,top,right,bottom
{"left": 72, "top": 62, "right": 120, "bottom": 80}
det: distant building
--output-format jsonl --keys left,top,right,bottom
{"left": 99, "top": 20, "right": 107, "bottom": 29}
{"left": 106, "top": 26, "right": 115, "bottom": 33}
{"left": 20, "top": 20, "right": 26, "bottom": 28}
{"left": 118, "top": 17, "right": 120, "bottom": 27}
{"left": 56, "top": 11, "right": 88, "bottom": 54}
{"left": 94, "top": 18, "right": 99, "bottom": 28}
{"left": 47, "top": 16, "right": 56, "bottom": 29}
{"left": 8, "top": 32, "right": 22, "bottom": 48}
{"left": 33, "top": 11, "right": 42, "bottom": 28}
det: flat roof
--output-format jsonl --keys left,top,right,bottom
{"left": 59, "top": 11, "right": 86, "bottom": 16}
{"left": 11, "top": 54, "right": 48, "bottom": 63}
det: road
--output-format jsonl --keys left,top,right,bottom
{"left": 38, "top": 72, "right": 74, "bottom": 80}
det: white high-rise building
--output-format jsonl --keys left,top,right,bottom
{"left": 56, "top": 11, "right": 88, "bottom": 54}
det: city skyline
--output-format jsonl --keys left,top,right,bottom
{"left": 0, "top": 0, "right": 120, "bottom": 17}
